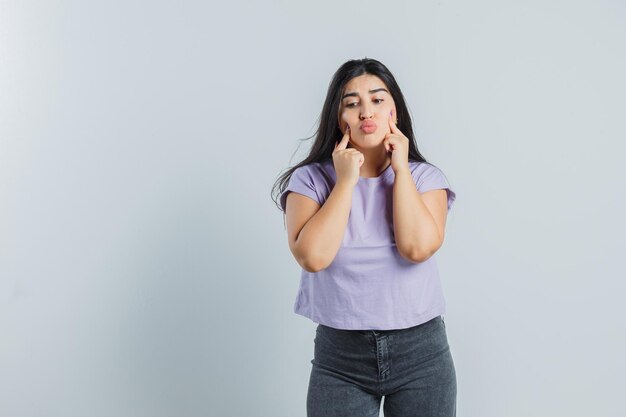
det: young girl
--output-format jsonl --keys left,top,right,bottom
{"left": 272, "top": 58, "right": 457, "bottom": 417}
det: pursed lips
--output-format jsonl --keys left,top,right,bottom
{"left": 360, "top": 121, "right": 377, "bottom": 132}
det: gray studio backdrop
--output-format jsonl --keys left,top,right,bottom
{"left": 1, "top": 1, "right": 625, "bottom": 416}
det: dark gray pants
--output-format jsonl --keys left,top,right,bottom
{"left": 307, "top": 315, "right": 457, "bottom": 417}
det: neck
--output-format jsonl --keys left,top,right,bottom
{"left": 353, "top": 144, "right": 391, "bottom": 178}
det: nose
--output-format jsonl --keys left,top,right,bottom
{"left": 359, "top": 102, "right": 374, "bottom": 120}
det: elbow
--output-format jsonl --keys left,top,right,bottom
{"left": 406, "top": 233, "right": 445, "bottom": 263}
{"left": 400, "top": 243, "right": 438, "bottom": 264}
{"left": 407, "top": 248, "right": 432, "bottom": 264}
{"left": 293, "top": 239, "right": 329, "bottom": 273}
{"left": 298, "top": 253, "right": 329, "bottom": 273}
{"left": 302, "top": 263, "right": 322, "bottom": 273}
{"left": 300, "top": 258, "right": 326, "bottom": 273}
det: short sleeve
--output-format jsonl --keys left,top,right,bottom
{"left": 412, "top": 163, "right": 457, "bottom": 211}
{"left": 279, "top": 164, "right": 322, "bottom": 212}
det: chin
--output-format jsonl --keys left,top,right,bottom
{"left": 360, "top": 132, "right": 385, "bottom": 141}
{"left": 354, "top": 138, "right": 385, "bottom": 148}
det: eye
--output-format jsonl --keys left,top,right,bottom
{"left": 345, "top": 98, "right": 384, "bottom": 108}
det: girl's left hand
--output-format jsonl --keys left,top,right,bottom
{"left": 383, "top": 110, "right": 410, "bottom": 174}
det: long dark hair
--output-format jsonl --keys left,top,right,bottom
{"left": 271, "top": 57, "right": 435, "bottom": 212}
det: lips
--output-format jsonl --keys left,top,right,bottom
{"left": 360, "top": 121, "right": 377, "bottom": 133}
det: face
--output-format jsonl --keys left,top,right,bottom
{"left": 338, "top": 73, "right": 397, "bottom": 147}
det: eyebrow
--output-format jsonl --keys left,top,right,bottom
{"left": 342, "top": 88, "right": 389, "bottom": 100}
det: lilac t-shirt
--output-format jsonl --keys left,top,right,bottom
{"left": 280, "top": 158, "right": 456, "bottom": 330}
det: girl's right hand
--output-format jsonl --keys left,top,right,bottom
{"left": 332, "top": 125, "right": 363, "bottom": 187}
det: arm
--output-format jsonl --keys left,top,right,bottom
{"left": 392, "top": 169, "right": 448, "bottom": 263}
{"left": 285, "top": 180, "right": 354, "bottom": 272}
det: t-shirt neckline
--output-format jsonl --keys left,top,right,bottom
{"left": 322, "top": 158, "right": 398, "bottom": 183}
{"left": 358, "top": 161, "right": 394, "bottom": 183}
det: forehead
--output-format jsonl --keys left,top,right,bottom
{"left": 343, "top": 74, "right": 387, "bottom": 92}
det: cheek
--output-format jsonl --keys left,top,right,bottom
{"left": 340, "top": 112, "right": 351, "bottom": 128}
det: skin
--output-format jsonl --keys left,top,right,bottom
{"left": 285, "top": 74, "right": 450, "bottom": 271}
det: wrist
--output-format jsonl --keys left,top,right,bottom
{"left": 393, "top": 167, "right": 412, "bottom": 177}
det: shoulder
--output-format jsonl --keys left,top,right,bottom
{"left": 408, "top": 161, "right": 456, "bottom": 209}
{"left": 408, "top": 161, "right": 450, "bottom": 182}
{"left": 408, "top": 160, "right": 444, "bottom": 176}
{"left": 280, "top": 159, "right": 333, "bottom": 212}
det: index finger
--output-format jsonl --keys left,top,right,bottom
{"left": 388, "top": 110, "right": 401, "bottom": 134}
{"left": 335, "top": 125, "right": 351, "bottom": 150}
